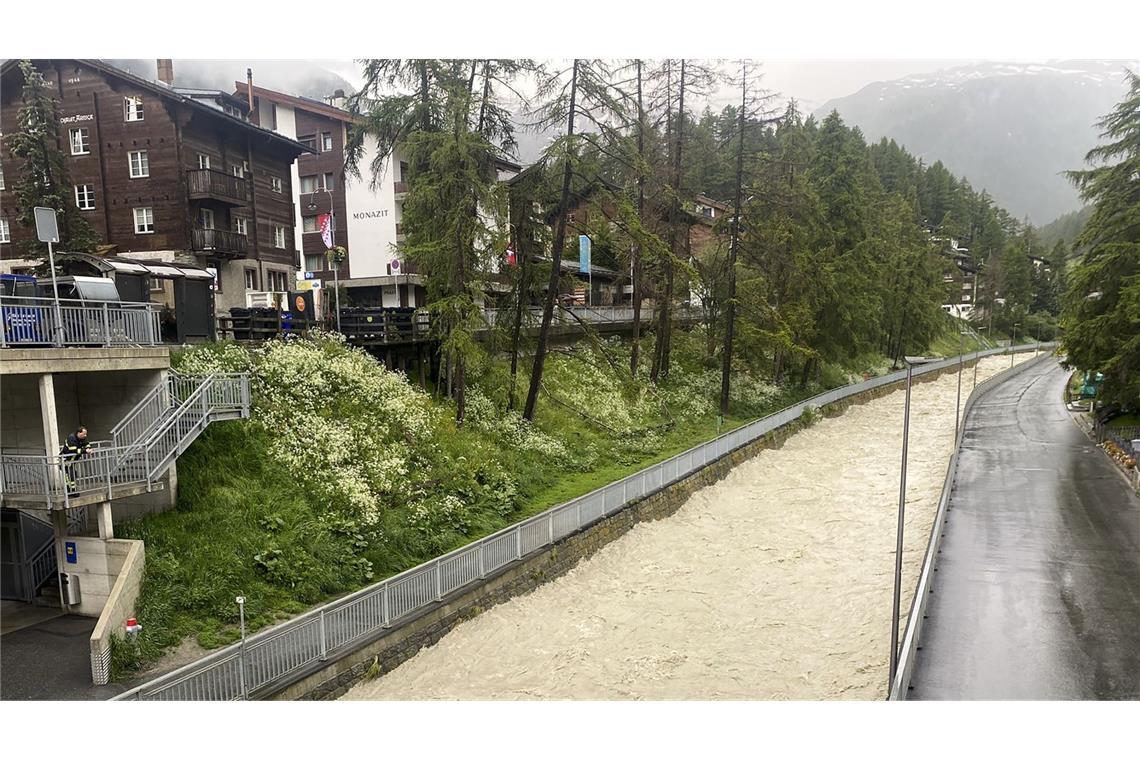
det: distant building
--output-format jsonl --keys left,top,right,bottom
{"left": 0, "top": 59, "right": 313, "bottom": 314}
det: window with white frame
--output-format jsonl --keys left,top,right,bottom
{"left": 128, "top": 150, "right": 149, "bottom": 178}
{"left": 244, "top": 269, "right": 257, "bottom": 291}
{"left": 233, "top": 217, "right": 248, "bottom": 236}
{"left": 0, "top": 163, "right": 5, "bottom": 190}
{"left": 323, "top": 172, "right": 335, "bottom": 191}
{"left": 302, "top": 216, "right": 318, "bottom": 233}
{"left": 133, "top": 207, "right": 154, "bottom": 234}
{"left": 69, "top": 127, "right": 90, "bottom": 155}
{"left": 300, "top": 175, "right": 317, "bottom": 194}
{"left": 274, "top": 225, "right": 286, "bottom": 249}
{"left": 232, "top": 161, "right": 247, "bottom": 178}
{"left": 74, "top": 184, "right": 95, "bottom": 211}
{"left": 304, "top": 253, "right": 324, "bottom": 273}
{"left": 321, "top": 132, "right": 333, "bottom": 151}
{"left": 198, "top": 208, "right": 215, "bottom": 229}
{"left": 0, "top": 218, "right": 10, "bottom": 244}
{"left": 124, "top": 96, "right": 144, "bottom": 122}
{"left": 270, "top": 175, "right": 283, "bottom": 193}
{"left": 197, "top": 153, "right": 211, "bottom": 170}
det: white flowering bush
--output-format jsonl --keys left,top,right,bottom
{"left": 465, "top": 387, "right": 572, "bottom": 461}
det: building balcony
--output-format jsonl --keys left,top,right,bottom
{"left": 190, "top": 227, "right": 248, "bottom": 258}
{"left": 393, "top": 181, "right": 408, "bottom": 197}
{"left": 187, "top": 168, "right": 251, "bottom": 206}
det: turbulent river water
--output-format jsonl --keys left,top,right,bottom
{"left": 344, "top": 355, "right": 1029, "bottom": 700}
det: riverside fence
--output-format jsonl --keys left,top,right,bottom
{"left": 113, "top": 344, "right": 1052, "bottom": 701}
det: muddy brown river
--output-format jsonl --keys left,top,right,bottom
{"left": 344, "top": 355, "right": 1028, "bottom": 700}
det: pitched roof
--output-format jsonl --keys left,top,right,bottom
{"left": 234, "top": 81, "right": 362, "bottom": 125}
{"left": 0, "top": 59, "right": 316, "bottom": 156}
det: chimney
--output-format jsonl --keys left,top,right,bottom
{"left": 156, "top": 59, "right": 174, "bottom": 86}
{"left": 246, "top": 68, "right": 259, "bottom": 126}
{"left": 328, "top": 89, "right": 347, "bottom": 110}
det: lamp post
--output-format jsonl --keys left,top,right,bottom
{"left": 973, "top": 326, "right": 988, "bottom": 390}
{"left": 307, "top": 188, "right": 340, "bottom": 333}
{"left": 236, "top": 595, "right": 248, "bottom": 700}
{"left": 1010, "top": 321, "right": 1020, "bottom": 368}
{"left": 890, "top": 354, "right": 935, "bottom": 691}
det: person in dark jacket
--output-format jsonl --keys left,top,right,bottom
{"left": 60, "top": 426, "right": 89, "bottom": 495}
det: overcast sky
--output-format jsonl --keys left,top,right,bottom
{"left": 315, "top": 58, "right": 980, "bottom": 113}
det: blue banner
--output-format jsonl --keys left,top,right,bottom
{"left": 579, "top": 235, "right": 591, "bottom": 274}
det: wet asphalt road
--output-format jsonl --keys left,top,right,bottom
{"left": 909, "top": 358, "right": 1140, "bottom": 700}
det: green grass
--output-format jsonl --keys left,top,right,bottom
{"left": 1107, "top": 414, "right": 1140, "bottom": 429}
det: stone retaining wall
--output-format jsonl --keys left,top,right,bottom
{"left": 272, "top": 360, "right": 977, "bottom": 701}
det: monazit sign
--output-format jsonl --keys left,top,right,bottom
{"left": 60, "top": 114, "right": 95, "bottom": 124}
{"left": 352, "top": 210, "right": 389, "bottom": 220}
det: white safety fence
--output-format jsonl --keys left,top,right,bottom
{"left": 0, "top": 296, "right": 161, "bottom": 347}
{"left": 113, "top": 344, "right": 1053, "bottom": 701}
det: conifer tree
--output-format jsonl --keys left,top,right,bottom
{"left": 9, "top": 60, "right": 99, "bottom": 257}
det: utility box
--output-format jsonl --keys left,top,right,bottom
{"left": 60, "top": 572, "right": 81, "bottom": 606}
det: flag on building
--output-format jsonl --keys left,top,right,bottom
{"left": 506, "top": 243, "right": 517, "bottom": 267}
{"left": 318, "top": 213, "right": 333, "bottom": 250}
{"left": 579, "top": 235, "right": 591, "bottom": 273}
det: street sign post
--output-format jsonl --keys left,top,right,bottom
{"left": 33, "top": 207, "right": 64, "bottom": 345}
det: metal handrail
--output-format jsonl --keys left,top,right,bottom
{"left": 1, "top": 296, "right": 161, "bottom": 348}
{"left": 113, "top": 343, "right": 1053, "bottom": 701}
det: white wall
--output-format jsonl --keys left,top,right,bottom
{"left": 344, "top": 137, "right": 401, "bottom": 279}
{"left": 271, "top": 102, "right": 304, "bottom": 280}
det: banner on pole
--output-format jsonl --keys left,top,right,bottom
{"left": 579, "top": 235, "right": 590, "bottom": 274}
{"left": 318, "top": 213, "right": 333, "bottom": 249}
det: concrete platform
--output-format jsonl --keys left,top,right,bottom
{"left": 0, "top": 346, "right": 169, "bottom": 375}
{"left": 0, "top": 609, "right": 125, "bottom": 700}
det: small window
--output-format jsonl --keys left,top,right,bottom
{"left": 304, "top": 253, "right": 324, "bottom": 273}
{"left": 300, "top": 175, "right": 317, "bottom": 194}
{"left": 74, "top": 184, "right": 95, "bottom": 211}
{"left": 133, "top": 207, "right": 154, "bottom": 234}
{"left": 321, "top": 132, "right": 333, "bottom": 152}
{"left": 0, "top": 218, "right": 10, "bottom": 244}
{"left": 323, "top": 172, "right": 334, "bottom": 191}
{"left": 265, "top": 103, "right": 277, "bottom": 131}
{"left": 244, "top": 269, "right": 257, "bottom": 291}
{"left": 270, "top": 176, "right": 283, "bottom": 194}
{"left": 302, "top": 216, "right": 318, "bottom": 233}
{"left": 150, "top": 276, "right": 165, "bottom": 292}
{"left": 399, "top": 161, "right": 409, "bottom": 182}
{"left": 232, "top": 162, "right": 246, "bottom": 178}
{"left": 0, "top": 164, "right": 5, "bottom": 190}
{"left": 233, "top": 217, "right": 248, "bottom": 236}
{"left": 128, "top": 150, "right": 149, "bottom": 178}
{"left": 299, "top": 134, "right": 316, "bottom": 150}
{"left": 69, "top": 127, "right": 90, "bottom": 155}
{"left": 197, "top": 153, "right": 211, "bottom": 170}
{"left": 274, "top": 225, "right": 286, "bottom": 249}
{"left": 198, "top": 208, "right": 215, "bottom": 230}
{"left": 124, "top": 96, "right": 144, "bottom": 122}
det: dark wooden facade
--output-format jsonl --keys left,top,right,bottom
{"left": 0, "top": 59, "right": 313, "bottom": 310}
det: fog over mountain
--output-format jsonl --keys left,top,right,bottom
{"left": 106, "top": 59, "right": 354, "bottom": 100}
{"left": 815, "top": 60, "right": 1135, "bottom": 224}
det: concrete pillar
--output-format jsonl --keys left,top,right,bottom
{"left": 97, "top": 501, "right": 114, "bottom": 539}
{"left": 38, "top": 373, "right": 60, "bottom": 455}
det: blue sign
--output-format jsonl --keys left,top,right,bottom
{"left": 579, "top": 235, "right": 591, "bottom": 274}
{"left": 65, "top": 541, "right": 77, "bottom": 564}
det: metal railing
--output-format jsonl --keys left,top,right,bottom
{"left": 888, "top": 349, "right": 1057, "bottom": 700}
{"left": 1, "top": 296, "right": 161, "bottom": 348}
{"left": 1094, "top": 423, "right": 1140, "bottom": 457}
{"left": 0, "top": 373, "right": 249, "bottom": 508}
{"left": 113, "top": 343, "right": 1052, "bottom": 701}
